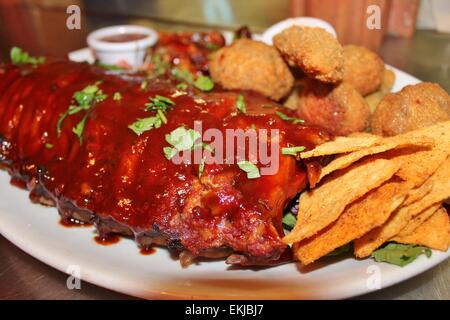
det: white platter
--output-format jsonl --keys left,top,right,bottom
{"left": 0, "top": 63, "right": 448, "bottom": 299}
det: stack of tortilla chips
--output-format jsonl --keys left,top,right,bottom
{"left": 283, "top": 121, "right": 450, "bottom": 265}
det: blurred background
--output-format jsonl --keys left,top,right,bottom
{"left": 0, "top": 0, "right": 449, "bottom": 89}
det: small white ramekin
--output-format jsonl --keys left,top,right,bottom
{"left": 87, "top": 25, "right": 158, "bottom": 68}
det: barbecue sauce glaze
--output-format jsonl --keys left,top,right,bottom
{"left": 0, "top": 61, "right": 329, "bottom": 263}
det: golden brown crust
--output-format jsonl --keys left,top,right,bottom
{"left": 209, "top": 39, "right": 294, "bottom": 100}
{"left": 342, "top": 45, "right": 385, "bottom": 96}
{"left": 371, "top": 82, "right": 450, "bottom": 136}
{"left": 296, "top": 80, "right": 370, "bottom": 136}
{"left": 273, "top": 26, "right": 344, "bottom": 84}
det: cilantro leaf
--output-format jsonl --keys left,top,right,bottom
{"left": 72, "top": 114, "right": 89, "bottom": 144}
{"left": 276, "top": 111, "right": 304, "bottom": 124}
{"left": 282, "top": 213, "right": 297, "bottom": 230}
{"left": 10, "top": 47, "right": 45, "bottom": 66}
{"left": 237, "top": 160, "right": 260, "bottom": 179}
{"left": 150, "top": 53, "right": 169, "bottom": 76}
{"left": 236, "top": 95, "right": 246, "bottom": 114}
{"left": 145, "top": 95, "right": 175, "bottom": 112}
{"left": 165, "top": 127, "right": 201, "bottom": 152}
{"left": 128, "top": 116, "right": 162, "bottom": 136}
{"left": 171, "top": 68, "right": 194, "bottom": 84}
{"left": 372, "top": 243, "right": 432, "bottom": 267}
{"left": 194, "top": 76, "right": 214, "bottom": 92}
{"left": 163, "top": 146, "right": 178, "bottom": 160}
{"left": 163, "top": 126, "right": 206, "bottom": 160}
{"left": 113, "top": 92, "right": 122, "bottom": 101}
{"left": 56, "top": 82, "right": 106, "bottom": 140}
{"left": 282, "top": 146, "right": 306, "bottom": 156}
{"left": 198, "top": 156, "right": 206, "bottom": 178}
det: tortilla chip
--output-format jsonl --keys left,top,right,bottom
{"left": 392, "top": 208, "right": 450, "bottom": 251}
{"left": 283, "top": 158, "right": 399, "bottom": 244}
{"left": 403, "top": 179, "right": 434, "bottom": 206}
{"left": 293, "top": 179, "right": 411, "bottom": 265}
{"left": 317, "top": 135, "right": 434, "bottom": 183}
{"left": 354, "top": 157, "right": 450, "bottom": 257}
{"left": 395, "top": 121, "right": 450, "bottom": 185}
{"left": 395, "top": 204, "right": 441, "bottom": 238}
{"left": 300, "top": 135, "right": 382, "bottom": 159}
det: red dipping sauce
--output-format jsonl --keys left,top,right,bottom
{"left": 99, "top": 33, "right": 148, "bottom": 43}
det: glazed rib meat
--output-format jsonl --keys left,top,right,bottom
{"left": 0, "top": 60, "right": 329, "bottom": 266}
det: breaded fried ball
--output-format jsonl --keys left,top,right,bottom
{"left": 273, "top": 26, "right": 344, "bottom": 84}
{"left": 343, "top": 45, "right": 385, "bottom": 96}
{"left": 381, "top": 69, "right": 396, "bottom": 93}
{"left": 209, "top": 39, "right": 294, "bottom": 101}
{"left": 296, "top": 80, "right": 370, "bottom": 136}
{"left": 371, "top": 83, "right": 450, "bottom": 136}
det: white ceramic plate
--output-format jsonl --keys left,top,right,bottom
{"left": 0, "top": 64, "right": 449, "bottom": 299}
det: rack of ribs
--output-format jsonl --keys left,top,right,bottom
{"left": 0, "top": 60, "right": 330, "bottom": 266}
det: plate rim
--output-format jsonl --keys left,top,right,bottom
{"left": 0, "top": 63, "right": 448, "bottom": 300}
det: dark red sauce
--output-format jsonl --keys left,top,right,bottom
{"left": 0, "top": 60, "right": 330, "bottom": 259}
{"left": 140, "top": 247, "right": 156, "bottom": 255}
{"left": 94, "top": 234, "right": 121, "bottom": 245}
{"left": 100, "top": 33, "right": 148, "bottom": 43}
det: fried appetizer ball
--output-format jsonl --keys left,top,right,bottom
{"left": 372, "top": 83, "right": 450, "bottom": 136}
{"left": 343, "top": 45, "right": 385, "bottom": 96}
{"left": 296, "top": 80, "right": 370, "bottom": 136}
{"left": 273, "top": 26, "right": 344, "bottom": 84}
{"left": 209, "top": 39, "right": 294, "bottom": 100}
{"left": 365, "top": 69, "right": 397, "bottom": 114}
{"left": 381, "top": 69, "right": 396, "bottom": 93}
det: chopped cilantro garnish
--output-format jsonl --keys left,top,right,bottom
{"left": 198, "top": 156, "right": 206, "bottom": 178}
{"left": 372, "top": 243, "right": 432, "bottom": 267}
{"left": 56, "top": 82, "right": 107, "bottom": 143}
{"left": 145, "top": 95, "right": 175, "bottom": 112}
{"left": 237, "top": 160, "right": 260, "bottom": 179}
{"left": 171, "top": 67, "right": 194, "bottom": 84}
{"left": 276, "top": 111, "right": 304, "bottom": 124}
{"left": 129, "top": 95, "right": 175, "bottom": 136}
{"left": 128, "top": 116, "right": 162, "bottom": 136}
{"left": 113, "top": 92, "right": 122, "bottom": 101}
{"left": 10, "top": 47, "right": 45, "bottom": 66}
{"left": 194, "top": 76, "right": 214, "bottom": 92}
{"left": 140, "top": 80, "right": 148, "bottom": 91}
{"left": 150, "top": 53, "right": 169, "bottom": 76}
{"left": 282, "top": 146, "right": 306, "bottom": 156}
{"left": 163, "top": 126, "right": 202, "bottom": 160}
{"left": 236, "top": 95, "right": 246, "bottom": 114}
{"left": 72, "top": 114, "right": 88, "bottom": 144}
{"left": 176, "top": 83, "right": 188, "bottom": 90}
{"left": 282, "top": 213, "right": 297, "bottom": 230}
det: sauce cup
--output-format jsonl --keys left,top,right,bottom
{"left": 87, "top": 25, "right": 158, "bottom": 68}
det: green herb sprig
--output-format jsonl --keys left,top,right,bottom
{"left": 237, "top": 160, "right": 260, "bottom": 179}
{"left": 276, "top": 111, "right": 304, "bottom": 124}
{"left": 57, "top": 82, "right": 107, "bottom": 144}
{"left": 10, "top": 47, "right": 45, "bottom": 66}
